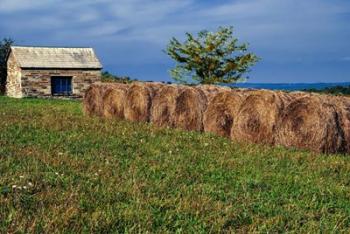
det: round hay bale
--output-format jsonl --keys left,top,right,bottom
{"left": 275, "top": 95, "right": 345, "bottom": 153}
{"left": 151, "top": 85, "right": 207, "bottom": 131}
{"left": 124, "top": 83, "right": 155, "bottom": 122}
{"left": 102, "top": 83, "right": 129, "bottom": 119}
{"left": 172, "top": 86, "right": 208, "bottom": 131}
{"left": 203, "top": 90, "right": 246, "bottom": 138}
{"left": 332, "top": 96, "right": 350, "bottom": 153}
{"left": 231, "top": 90, "right": 288, "bottom": 144}
{"left": 150, "top": 85, "right": 182, "bottom": 128}
{"left": 83, "top": 84, "right": 109, "bottom": 117}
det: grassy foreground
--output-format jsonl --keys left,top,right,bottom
{"left": 1, "top": 97, "right": 350, "bottom": 233}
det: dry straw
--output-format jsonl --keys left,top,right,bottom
{"left": 151, "top": 85, "right": 182, "bottom": 128}
{"left": 203, "top": 90, "right": 247, "bottom": 138}
{"left": 123, "top": 82, "right": 155, "bottom": 122}
{"left": 151, "top": 85, "right": 207, "bottom": 131}
{"left": 195, "top": 85, "right": 231, "bottom": 101}
{"left": 275, "top": 94, "right": 345, "bottom": 153}
{"left": 331, "top": 96, "right": 350, "bottom": 153}
{"left": 102, "top": 83, "right": 129, "bottom": 119}
{"left": 231, "top": 90, "right": 290, "bottom": 144}
{"left": 144, "top": 82, "right": 165, "bottom": 92}
{"left": 172, "top": 86, "right": 207, "bottom": 131}
{"left": 83, "top": 83, "right": 109, "bottom": 117}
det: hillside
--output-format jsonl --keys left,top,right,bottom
{"left": 1, "top": 97, "right": 350, "bottom": 233}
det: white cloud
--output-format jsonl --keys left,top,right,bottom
{"left": 1, "top": 0, "right": 350, "bottom": 64}
{"left": 1, "top": 0, "right": 347, "bottom": 40}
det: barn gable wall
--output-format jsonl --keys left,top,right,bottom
{"left": 6, "top": 52, "right": 23, "bottom": 98}
{"left": 21, "top": 69, "right": 101, "bottom": 98}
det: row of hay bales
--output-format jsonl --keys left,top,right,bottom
{"left": 84, "top": 82, "right": 350, "bottom": 154}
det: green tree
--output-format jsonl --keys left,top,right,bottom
{"left": 0, "top": 38, "right": 14, "bottom": 94}
{"left": 101, "top": 71, "right": 133, "bottom": 83}
{"left": 166, "top": 26, "right": 259, "bottom": 85}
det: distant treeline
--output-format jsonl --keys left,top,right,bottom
{"left": 101, "top": 71, "right": 174, "bottom": 85}
{"left": 304, "top": 85, "right": 350, "bottom": 96}
{"left": 101, "top": 71, "right": 134, "bottom": 84}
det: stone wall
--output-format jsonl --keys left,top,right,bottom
{"left": 6, "top": 52, "right": 23, "bottom": 98}
{"left": 21, "top": 69, "right": 101, "bottom": 98}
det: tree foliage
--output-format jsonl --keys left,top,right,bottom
{"left": 166, "top": 26, "right": 259, "bottom": 85}
{"left": 0, "top": 38, "right": 14, "bottom": 93}
{"left": 101, "top": 71, "right": 133, "bottom": 83}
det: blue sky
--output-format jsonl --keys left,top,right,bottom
{"left": 0, "top": 0, "right": 350, "bottom": 83}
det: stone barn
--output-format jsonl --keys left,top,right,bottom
{"left": 6, "top": 46, "right": 102, "bottom": 98}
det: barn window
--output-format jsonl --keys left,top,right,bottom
{"left": 51, "top": 77, "right": 72, "bottom": 95}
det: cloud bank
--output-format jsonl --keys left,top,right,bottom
{"left": 0, "top": 0, "right": 349, "bottom": 82}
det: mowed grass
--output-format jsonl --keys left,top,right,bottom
{"left": 1, "top": 97, "right": 350, "bottom": 233}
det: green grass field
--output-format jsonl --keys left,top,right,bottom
{"left": 1, "top": 96, "right": 350, "bottom": 233}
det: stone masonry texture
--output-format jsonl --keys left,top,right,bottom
{"left": 6, "top": 52, "right": 22, "bottom": 98}
{"left": 20, "top": 69, "right": 101, "bottom": 98}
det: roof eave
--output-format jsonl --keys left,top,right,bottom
{"left": 20, "top": 67, "right": 103, "bottom": 70}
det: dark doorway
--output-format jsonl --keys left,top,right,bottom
{"left": 51, "top": 76, "right": 72, "bottom": 95}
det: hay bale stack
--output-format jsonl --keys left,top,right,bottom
{"left": 151, "top": 85, "right": 207, "bottom": 131}
{"left": 124, "top": 82, "right": 156, "bottom": 122}
{"left": 275, "top": 95, "right": 345, "bottom": 153}
{"left": 231, "top": 90, "right": 290, "bottom": 144}
{"left": 203, "top": 90, "right": 247, "bottom": 137}
{"left": 83, "top": 81, "right": 350, "bottom": 154}
{"left": 102, "top": 83, "right": 129, "bottom": 119}
{"left": 83, "top": 83, "right": 110, "bottom": 117}
{"left": 84, "top": 82, "right": 163, "bottom": 121}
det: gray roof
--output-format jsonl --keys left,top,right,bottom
{"left": 10, "top": 46, "right": 102, "bottom": 69}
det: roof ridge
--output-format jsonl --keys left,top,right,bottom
{"left": 11, "top": 45, "right": 93, "bottom": 49}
